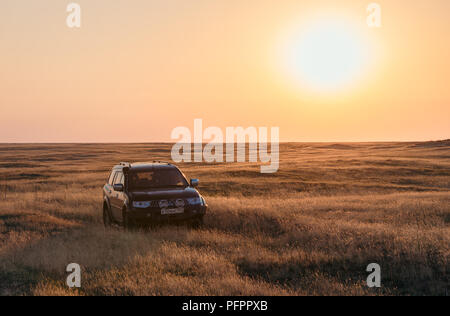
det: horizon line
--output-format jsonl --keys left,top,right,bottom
{"left": 0, "top": 139, "right": 448, "bottom": 145}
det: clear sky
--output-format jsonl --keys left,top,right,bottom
{"left": 0, "top": 0, "right": 449, "bottom": 142}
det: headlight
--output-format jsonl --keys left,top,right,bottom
{"left": 133, "top": 201, "right": 151, "bottom": 208}
{"left": 158, "top": 200, "right": 169, "bottom": 208}
{"left": 186, "top": 197, "right": 202, "bottom": 205}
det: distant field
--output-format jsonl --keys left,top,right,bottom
{"left": 0, "top": 142, "right": 449, "bottom": 296}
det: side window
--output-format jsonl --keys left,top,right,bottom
{"left": 108, "top": 171, "right": 116, "bottom": 185}
{"left": 113, "top": 172, "right": 124, "bottom": 186}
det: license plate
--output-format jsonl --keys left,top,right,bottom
{"left": 161, "top": 207, "right": 184, "bottom": 215}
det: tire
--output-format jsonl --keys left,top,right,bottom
{"left": 190, "top": 216, "right": 204, "bottom": 229}
{"left": 122, "top": 210, "right": 133, "bottom": 231}
{"left": 103, "top": 205, "right": 112, "bottom": 228}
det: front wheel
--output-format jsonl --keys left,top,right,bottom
{"left": 190, "top": 216, "right": 204, "bottom": 229}
{"left": 103, "top": 207, "right": 112, "bottom": 228}
{"left": 122, "top": 210, "right": 134, "bottom": 231}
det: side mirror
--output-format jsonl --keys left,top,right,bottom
{"left": 190, "top": 179, "right": 199, "bottom": 188}
{"left": 113, "top": 184, "right": 124, "bottom": 192}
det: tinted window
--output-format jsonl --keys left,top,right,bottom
{"left": 108, "top": 172, "right": 116, "bottom": 185}
{"left": 129, "top": 168, "right": 188, "bottom": 190}
{"left": 113, "top": 172, "right": 124, "bottom": 185}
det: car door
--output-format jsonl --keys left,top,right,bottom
{"left": 111, "top": 171, "right": 124, "bottom": 221}
{"left": 104, "top": 170, "right": 116, "bottom": 215}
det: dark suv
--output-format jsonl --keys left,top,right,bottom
{"left": 103, "top": 162, "right": 207, "bottom": 228}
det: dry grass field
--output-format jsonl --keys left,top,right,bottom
{"left": 0, "top": 142, "right": 448, "bottom": 296}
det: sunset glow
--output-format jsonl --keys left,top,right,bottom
{"left": 283, "top": 18, "right": 371, "bottom": 92}
{"left": 0, "top": 0, "right": 449, "bottom": 142}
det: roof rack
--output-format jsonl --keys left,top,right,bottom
{"left": 117, "top": 161, "right": 172, "bottom": 168}
{"left": 152, "top": 160, "right": 172, "bottom": 165}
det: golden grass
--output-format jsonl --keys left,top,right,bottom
{"left": 0, "top": 142, "right": 449, "bottom": 295}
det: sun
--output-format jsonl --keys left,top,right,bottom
{"left": 282, "top": 17, "right": 371, "bottom": 93}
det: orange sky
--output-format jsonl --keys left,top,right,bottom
{"left": 0, "top": 0, "right": 449, "bottom": 142}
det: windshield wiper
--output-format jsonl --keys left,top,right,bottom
{"left": 133, "top": 185, "right": 186, "bottom": 190}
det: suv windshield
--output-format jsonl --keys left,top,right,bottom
{"left": 128, "top": 168, "right": 188, "bottom": 190}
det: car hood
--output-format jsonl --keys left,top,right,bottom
{"left": 130, "top": 187, "right": 199, "bottom": 201}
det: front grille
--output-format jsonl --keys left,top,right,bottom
{"left": 149, "top": 201, "right": 159, "bottom": 208}
{"left": 165, "top": 199, "right": 186, "bottom": 208}
{"left": 134, "top": 199, "right": 187, "bottom": 208}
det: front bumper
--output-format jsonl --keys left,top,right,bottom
{"left": 128, "top": 205, "right": 207, "bottom": 224}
